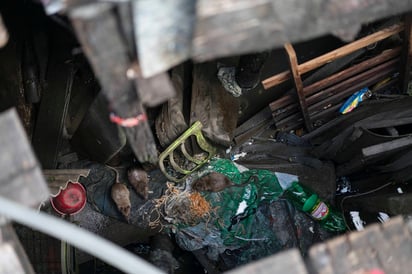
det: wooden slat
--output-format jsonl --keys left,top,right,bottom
{"left": 270, "top": 47, "right": 401, "bottom": 115}
{"left": 275, "top": 61, "right": 397, "bottom": 131}
{"left": 43, "top": 169, "right": 90, "bottom": 195}
{"left": 262, "top": 23, "right": 404, "bottom": 90}
{"left": 0, "top": 109, "right": 50, "bottom": 207}
{"left": 304, "top": 47, "right": 401, "bottom": 98}
{"left": 284, "top": 43, "right": 312, "bottom": 131}
{"left": 70, "top": 6, "right": 158, "bottom": 164}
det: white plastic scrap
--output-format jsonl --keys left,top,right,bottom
{"left": 350, "top": 211, "right": 365, "bottom": 231}
{"left": 340, "top": 186, "right": 349, "bottom": 194}
{"left": 236, "top": 200, "right": 248, "bottom": 215}
{"left": 275, "top": 172, "right": 299, "bottom": 190}
{"left": 397, "top": 187, "right": 404, "bottom": 194}
{"left": 233, "top": 162, "right": 249, "bottom": 173}
{"left": 231, "top": 152, "right": 247, "bottom": 161}
{"left": 377, "top": 212, "right": 390, "bottom": 223}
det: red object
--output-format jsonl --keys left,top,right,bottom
{"left": 50, "top": 182, "right": 87, "bottom": 215}
{"left": 109, "top": 112, "right": 147, "bottom": 127}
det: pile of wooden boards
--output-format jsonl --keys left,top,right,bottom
{"left": 262, "top": 22, "right": 409, "bottom": 133}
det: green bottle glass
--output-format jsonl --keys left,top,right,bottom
{"left": 283, "top": 182, "right": 346, "bottom": 232}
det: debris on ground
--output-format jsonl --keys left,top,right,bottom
{"left": 2, "top": 1, "right": 412, "bottom": 273}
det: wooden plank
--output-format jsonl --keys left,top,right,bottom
{"left": 0, "top": 243, "right": 27, "bottom": 274}
{"left": 326, "top": 236, "right": 351, "bottom": 274}
{"left": 0, "top": 225, "right": 35, "bottom": 274}
{"left": 308, "top": 243, "right": 334, "bottom": 274}
{"left": 193, "top": 0, "right": 412, "bottom": 62}
{"left": 380, "top": 216, "right": 412, "bottom": 274}
{"left": 304, "top": 47, "right": 401, "bottom": 98}
{"left": 190, "top": 62, "right": 239, "bottom": 146}
{"left": 262, "top": 23, "right": 404, "bottom": 89}
{"left": 226, "top": 248, "right": 308, "bottom": 274}
{"left": 69, "top": 5, "right": 158, "bottom": 164}
{"left": 347, "top": 228, "right": 383, "bottom": 272}
{"left": 134, "top": 0, "right": 195, "bottom": 77}
{"left": 43, "top": 169, "right": 90, "bottom": 195}
{"left": 306, "top": 58, "right": 399, "bottom": 106}
{"left": 400, "top": 13, "right": 412, "bottom": 93}
{"left": 0, "top": 109, "right": 49, "bottom": 207}
{"left": 362, "top": 136, "right": 412, "bottom": 158}
{"left": 284, "top": 43, "right": 312, "bottom": 131}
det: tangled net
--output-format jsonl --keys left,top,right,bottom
{"left": 149, "top": 182, "right": 213, "bottom": 230}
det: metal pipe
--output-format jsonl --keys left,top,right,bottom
{"left": 0, "top": 196, "right": 164, "bottom": 274}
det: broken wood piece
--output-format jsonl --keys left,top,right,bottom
{"left": 69, "top": 5, "right": 158, "bottom": 164}
{"left": 127, "top": 63, "right": 177, "bottom": 107}
{"left": 363, "top": 136, "right": 412, "bottom": 158}
{"left": 135, "top": 72, "right": 176, "bottom": 107}
{"left": 262, "top": 23, "right": 404, "bottom": 89}
{"left": 233, "top": 106, "right": 274, "bottom": 145}
{"left": 43, "top": 169, "right": 90, "bottom": 196}
{"left": 400, "top": 13, "right": 412, "bottom": 93}
{"left": 190, "top": 62, "right": 239, "bottom": 146}
{"left": 284, "top": 43, "right": 312, "bottom": 131}
{"left": 135, "top": 0, "right": 195, "bottom": 77}
{"left": 0, "top": 108, "right": 50, "bottom": 208}
{"left": 1, "top": 225, "right": 35, "bottom": 274}
{"left": 155, "top": 64, "right": 189, "bottom": 148}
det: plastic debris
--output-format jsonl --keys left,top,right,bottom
{"left": 339, "top": 87, "right": 372, "bottom": 114}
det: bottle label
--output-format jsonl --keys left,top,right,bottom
{"left": 310, "top": 201, "right": 329, "bottom": 220}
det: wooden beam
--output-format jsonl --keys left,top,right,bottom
{"left": 284, "top": 43, "right": 312, "bottom": 131}
{"left": 262, "top": 23, "right": 404, "bottom": 90}
{"left": 400, "top": 14, "right": 412, "bottom": 93}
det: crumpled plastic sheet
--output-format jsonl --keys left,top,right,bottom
{"left": 174, "top": 158, "right": 336, "bottom": 265}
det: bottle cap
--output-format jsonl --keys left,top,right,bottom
{"left": 303, "top": 194, "right": 318, "bottom": 212}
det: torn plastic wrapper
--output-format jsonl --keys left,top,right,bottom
{"left": 339, "top": 87, "right": 372, "bottom": 114}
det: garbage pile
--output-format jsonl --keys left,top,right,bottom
{"left": 6, "top": 1, "right": 412, "bottom": 272}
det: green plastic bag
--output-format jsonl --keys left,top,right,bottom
{"left": 199, "top": 158, "right": 284, "bottom": 245}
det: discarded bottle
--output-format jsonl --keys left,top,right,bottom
{"left": 283, "top": 181, "right": 346, "bottom": 232}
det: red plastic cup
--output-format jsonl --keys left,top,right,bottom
{"left": 50, "top": 181, "right": 87, "bottom": 216}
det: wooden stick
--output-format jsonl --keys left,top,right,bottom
{"left": 308, "top": 64, "right": 397, "bottom": 115}
{"left": 400, "top": 14, "right": 412, "bottom": 93}
{"left": 306, "top": 58, "right": 399, "bottom": 105}
{"left": 284, "top": 43, "right": 312, "bottom": 131}
{"left": 304, "top": 47, "right": 401, "bottom": 97}
{"left": 269, "top": 47, "right": 401, "bottom": 114}
{"left": 262, "top": 23, "right": 404, "bottom": 90}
